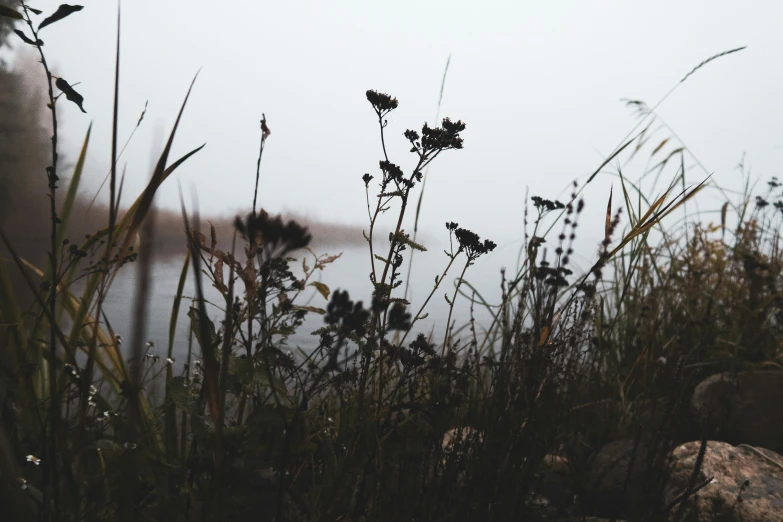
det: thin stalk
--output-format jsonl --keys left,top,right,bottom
{"left": 20, "top": 5, "right": 61, "bottom": 518}
{"left": 399, "top": 251, "right": 460, "bottom": 347}
{"left": 442, "top": 259, "right": 471, "bottom": 356}
{"left": 403, "top": 54, "right": 451, "bottom": 302}
{"left": 252, "top": 114, "right": 270, "bottom": 214}
{"left": 78, "top": 3, "right": 121, "bottom": 494}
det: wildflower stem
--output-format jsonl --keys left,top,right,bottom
{"left": 400, "top": 252, "right": 460, "bottom": 347}
{"left": 20, "top": 3, "right": 61, "bottom": 518}
{"left": 442, "top": 259, "right": 471, "bottom": 356}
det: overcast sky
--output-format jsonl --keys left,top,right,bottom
{"left": 8, "top": 0, "right": 783, "bottom": 259}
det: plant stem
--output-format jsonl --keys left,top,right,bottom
{"left": 400, "top": 252, "right": 459, "bottom": 347}
{"left": 21, "top": 4, "right": 60, "bottom": 518}
{"left": 442, "top": 259, "right": 471, "bottom": 356}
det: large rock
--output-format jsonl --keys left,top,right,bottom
{"left": 584, "top": 439, "right": 648, "bottom": 518}
{"left": 625, "top": 396, "right": 695, "bottom": 445}
{"left": 691, "top": 371, "right": 783, "bottom": 453}
{"left": 439, "top": 426, "right": 483, "bottom": 486}
{"left": 568, "top": 398, "right": 621, "bottom": 437}
{"left": 533, "top": 454, "right": 575, "bottom": 515}
{"left": 664, "top": 440, "right": 783, "bottom": 522}
{"left": 441, "top": 426, "right": 483, "bottom": 454}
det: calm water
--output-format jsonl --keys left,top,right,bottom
{"left": 100, "top": 244, "right": 507, "bottom": 366}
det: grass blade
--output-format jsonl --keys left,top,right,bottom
{"left": 165, "top": 250, "right": 190, "bottom": 457}
{"left": 57, "top": 123, "right": 92, "bottom": 247}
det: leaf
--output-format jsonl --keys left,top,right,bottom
{"left": 57, "top": 124, "right": 91, "bottom": 247}
{"left": 294, "top": 305, "right": 325, "bottom": 315}
{"left": 137, "top": 100, "right": 148, "bottom": 126}
{"left": 167, "top": 377, "right": 193, "bottom": 411}
{"left": 13, "top": 29, "right": 43, "bottom": 46}
{"left": 587, "top": 138, "right": 635, "bottom": 184}
{"left": 38, "top": 4, "right": 83, "bottom": 30}
{"left": 28, "top": 7, "right": 43, "bottom": 15}
{"left": 648, "top": 147, "right": 684, "bottom": 175}
{"left": 0, "top": 6, "right": 23, "bottom": 19}
{"left": 309, "top": 281, "right": 330, "bottom": 300}
{"left": 651, "top": 138, "right": 669, "bottom": 157}
{"left": 618, "top": 168, "right": 637, "bottom": 225}
{"left": 314, "top": 251, "right": 342, "bottom": 269}
{"left": 389, "top": 230, "right": 427, "bottom": 251}
{"left": 54, "top": 77, "right": 86, "bottom": 113}
{"left": 228, "top": 356, "right": 254, "bottom": 384}
{"left": 538, "top": 326, "right": 550, "bottom": 346}
{"left": 187, "top": 306, "right": 217, "bottom": 350}
{"left": 605, "top": 186, "right": 613, "bottom": 242}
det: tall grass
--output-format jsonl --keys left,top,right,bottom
{"left": 0, "top": 3, "right": 772, "bottom": 521}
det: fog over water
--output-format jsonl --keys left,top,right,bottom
{"left": 101, "top": 243, "right": 503, "bottom": 366}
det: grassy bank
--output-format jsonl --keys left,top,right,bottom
{"left": 1, "top": 4, "right": 778, "bottom": 521}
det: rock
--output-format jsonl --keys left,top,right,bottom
{"left": 440, "top": 426, "right": 483, "bottom": 486}
{"left": 536, "top": 454, "right": 574, "bottom": 512}
{"left": 664, "top": 440, "right": 783, "bottom": 522}
{"left": 568, "top": 398, "right": 621, "bottom": 437}
{"left": 544, "top": 453, "right": 570, "bottom": 475}
{"left": 691, "top": 371, "right": 783, "bottom": 453}
{"left": 625, "top": 396, "right": 694, "bottom": 445}
{"left": 441, "top": 426, "right": 483, "bottom": 454}
{"left": 584, "top": 439, "right": 648, "bottom": 518}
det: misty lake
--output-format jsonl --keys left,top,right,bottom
{"left": 99, "top": 244, "right": 509, "bottom": 367}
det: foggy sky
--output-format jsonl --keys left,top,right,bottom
{"left": 6, "top": 1, "right": 783, "bottom": 273}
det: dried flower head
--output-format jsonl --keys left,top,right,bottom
{"left": 420, "top": 118, "right": 466, "bottom": 152}
{"left": 454, "top": 227, "right": 497, "bottom": 260}
{"left": 366, "top": 90, "right": 399, "bottom": 115}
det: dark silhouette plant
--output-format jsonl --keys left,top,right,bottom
{"left": 0, "top": 7, "right": 763, "bottom": 520}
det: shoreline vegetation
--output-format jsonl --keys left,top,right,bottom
{"left": 0, "top": 49, "right": 375, "bottom": 265}
{"left": 2, "top": 3, "right": 783, "bottom": 522}
{"left": 4, "top": 203, "right": 375, "bottom": 261}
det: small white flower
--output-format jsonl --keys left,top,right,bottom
{"left": 89, "top": 385, "right": 98, "bottom": 396}
{"left": 145, "top": 341, "right": 154, "bottom": 348}
{"left": 116, "top": 335, "right": 123, "bottom": 345}
{"left": 327, "top": 417, "right": 333, "bottom": 423}
{"left": 166, "top": 358, "right": 175, "bottom": 365}
{"left": 26, "top": 455, "right": 40, "bottom": 466}
{"left": 88, "top": 399, "right": 97, "bottom": 407}
{"left": 146, "top": 353, "right": 155, "bottom": 359}
{"left": 123, "top": 442, "right": 137, "bottom": 450}
{"left": 18, "top": 478, "right": 27, "bottom": 490}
